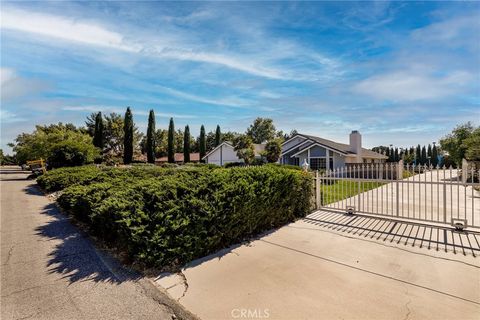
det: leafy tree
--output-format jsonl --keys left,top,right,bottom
{"left": 48, "top": 140, "right": 99, "bottom": 168}
{"left": 88, "top": 112, "right": 142, "bottom": 156}
{"left": 385, "top": 148, "right": 390, "bottom": 162}
{"left": 199, "top": 125, "right": 206, "bottom": 162}
{"left": 246, "top": 117, "right": 276, "bottom": 143}
{"left": 85, "top": 112, "right": 97, "bottom": 136}
{"left": 184, "top": 125, "right": 191, "bottom": 163}
{"left": 281, "top": 129, "right": 298, "bottom": 141}
{"left": 10, "top": 123, "right": 98, "bottom": 166}
{"left": 264, "top": 139, "right": 282, "bottom": 163}
{"left": 432, "top": 144, "right": 439, "bottom": 167}
{"left": 215, "top": 125, "right": 221, "bottom": 147}
{"left": 233, "top": 135, "right": 255, "bottom": 165}
{"left": 168, "top": 118, "right": 175, "bottom": 163}
{"left": 394, "top": 148, "right": 399, "bottom": 162}
{"left": 463, "top": 128, "right": 480, "bottom": 161}
{"left": 175, "top": 129, "right": 184, "bottom": 153}
{"left": 93, "top": 112, "right": 104, "bottom": 151}
{"left": 440, "top": 122, "right": 478, "bottom": 166}
{"left": 123, "top": 107, "right": 134, "bottom": 164}
{"left": 146, "top": 110, "right": 156, "bottom": 163}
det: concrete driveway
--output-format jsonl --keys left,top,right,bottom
{"left": 0, "top": 166, "right": 192, "bottom": 320}
{"left": 322, "top": 169, "right": 480, "bottom": 229}
{"left": 156, "top": 212, "right": 480, "bottom": 319}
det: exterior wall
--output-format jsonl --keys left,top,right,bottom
{"left": 345, "top": 156, "right": 360, "bottom": 164}
{"left": 283, "top": 136, "right": 306, "bottom": 152}
{"left": 205, "top": 144, "right": 240, "bottom": 165}
{"left": 309, "top": 146, "right": 326, "bottom": 157}
{"left": 297, "top": 150, "right": 308, "bottom": 167}
{"left": 333, "top": 153, "right": 345, "bottom": 168}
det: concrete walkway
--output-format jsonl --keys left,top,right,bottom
{"left": 0, "top": 167, "right": 188, "bottom": 320}
{"left": 156, "top": 212, "right": 480, "bottom": 319}
{"left": 323, "top": 169, "right": 480, "bottom": 229}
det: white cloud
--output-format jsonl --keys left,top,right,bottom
{"left": 155, "top": 85, "right": 253, "bottom": 108}
{"left": 352, "top": 70, "right": 474, "bottom": 101}
{"left": 1, "top": 8, "right": 138, "bottom": 52}
{"left": 0, "top": 109, "right": 27, "bottom": 123}
{"left": 0, "top": 7, "right": 289, "bottom": 80}
{"left": 0, "top": 68, "right": 50, "bottom": 101}
{"left": 62, "top": 105, "right": 197, "bottom": 119}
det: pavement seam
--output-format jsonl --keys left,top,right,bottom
{"left": 287, "top": 224, "right": 480, "bottom": 269}
{"left": 260, "top": 238, "right": 480, "bottom": 306}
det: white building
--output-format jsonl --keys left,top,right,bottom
{"left": 203, "top": 141, "right": 265, "bottom": 166}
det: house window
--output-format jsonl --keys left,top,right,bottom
{"left": 329, "top": 157, "right": 333, "bottom": 170}
{"left": 293, "top": 157, "right": 299, "bottom": 166}
{"left": 310, "top": 158, "right": 326, "bottom": 170}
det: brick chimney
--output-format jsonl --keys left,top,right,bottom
{"left": 349, "top": 130, "right": 362, "bottom": 162}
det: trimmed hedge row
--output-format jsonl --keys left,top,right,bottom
{"left": 41, "top": 165, "right": 313, "bottom": 267}
{"left": 36, "top": 164, "right": 217, "bottom": 192}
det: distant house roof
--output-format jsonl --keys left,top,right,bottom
{"left": 202, "top": 141, "right": 266, "bottom": 160}
{"left": 156, "top": 153, "right": 200, "bottom": 163}
{"left": 283, "top": 133, "right": 388, "bottom": 159}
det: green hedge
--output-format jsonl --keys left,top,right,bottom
{"left": 42, "top": 165, "right": 312, "bottom": 267}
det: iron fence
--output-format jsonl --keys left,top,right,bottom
{"left": 313, "top": 161, "right": 480, "bottom": 230}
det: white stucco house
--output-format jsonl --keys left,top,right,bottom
{"left": 203, "top": 141, "right": 265, "bottom": 166}
{"left": 280, "top": 131, "right": 387, "bottom": 170}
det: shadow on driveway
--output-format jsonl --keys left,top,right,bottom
{"left": 34, "top": 202, "right": 141, "bottom": 284}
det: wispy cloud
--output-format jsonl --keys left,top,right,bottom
{"left": 1, "top": 67, "right": 51, "bottom": 101}
{"left": 0, "top": 7, "right": 291, "bottom": 80}
{"left": 155, "top": 85, "right": 254, "bottom": 108}
{"left": 62, "top": 105, "right": 197, "bottom": 119}
{"left": 0, "top": 109, "right": 28, "bottom": 123}
{"left": 352, "top": 70, "right": 474, "bottom": 101}
{"left": 1, "top": 8, "right": 138, "bottom": 52}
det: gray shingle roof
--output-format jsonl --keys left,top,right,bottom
{"left": 289, "top": 134, "right": 388, "bottom": 159}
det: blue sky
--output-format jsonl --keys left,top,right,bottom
{"left": 1, "top": 1, "right": 479, "bottom": 152}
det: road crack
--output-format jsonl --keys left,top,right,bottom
{"left": 177, "top": 270, "right": 189, "bottom": 302}
{"left": 4, "top": 245, "right": 15, "bottom": 265}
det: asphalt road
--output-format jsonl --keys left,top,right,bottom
{"left": 0, "top": 166, "right": 190, "bottom": 320}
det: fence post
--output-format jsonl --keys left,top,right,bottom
{"left": 397, "top": 160, "right": 403, "bottom": 180}
{"left": 315, "top": 170, "right": 321, "bottom": 209}
{"left": 443, "top": 182, "right": 447, "bottom": 223}
{"left": 462, "top": 158, "right": 468, "bottom": 184}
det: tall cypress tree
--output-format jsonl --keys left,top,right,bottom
{"left": 199, "top": 125, "right": 206, "bottom": 162}
{"left": 394, "top": 148, "right": 399, "bottom": 162}
{"left": 123, "top": 107, "right": 134, "bottom": 164}
{"left": 385, "top": 148, "right": 390, "bottom": 162}
{"left": 415, "top": 145, "right": 421, "bottom": 165}
{"left": 184, "top": 125, "right": 190, "bottom": 163}
{"left": 168, "top": 118, "right": 175, "bottom": 163}
{"left": 146, "top": 109, "right": 156, "bottom": 163}
{"left": 215, "top": 125, "right": 221, "bottom": 147}
{"left": 93, "top": 112, "right": 104, "bottom": 151}
{"left": 432, "top": 144, "right": 438, "bottom": 167}
{"left": 421, "top": 146, "right": 427, "bottom": 165}
{"left": 427, "top": 144, "right": 432, "bottom": 163}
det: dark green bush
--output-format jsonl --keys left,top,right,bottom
{"left": 224, "top": 162, "right": 243, "bottom": 168}
{"left": 48, "top": 165, "right": 312, "bottom": 268}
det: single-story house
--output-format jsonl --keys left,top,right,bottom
{"left": 203, "top": 141, "right": 266, "bottom": 166}
{"left": 156, "top": 153, "right": 200, "bottom": 164}
{"left": 280, "top": 131, "right": 387, "bottom": 170}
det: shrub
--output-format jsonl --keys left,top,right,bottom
{"left": 45, "top": 165, "right": 312, "bottom": 268}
